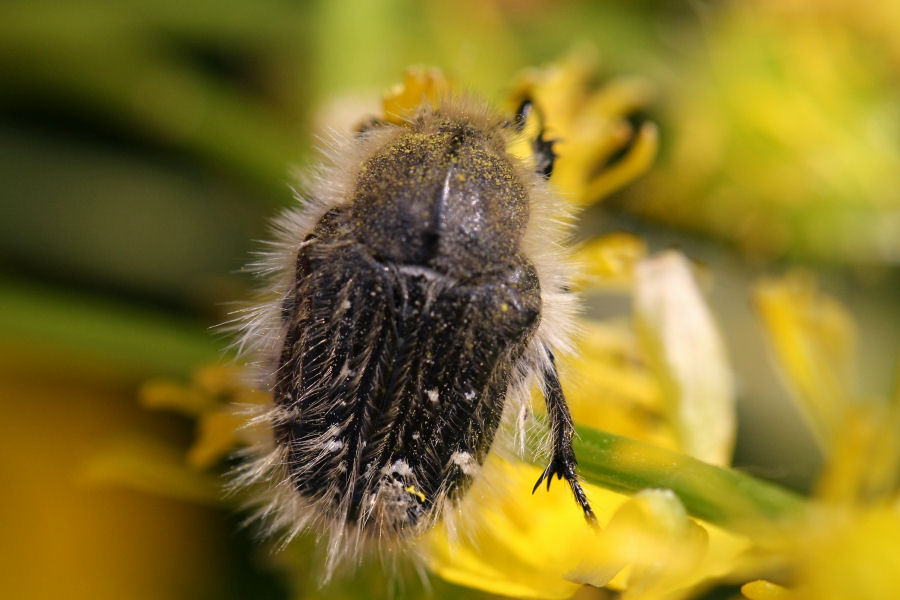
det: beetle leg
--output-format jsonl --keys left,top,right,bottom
{"left": 513, "top": 99, "right": 558, "bottom": 178}
{"left": 532, "top": 352, "right": 597, "bottom": 526}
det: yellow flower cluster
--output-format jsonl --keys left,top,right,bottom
{"left": 742, "top": 275, "right": 900, "bottom": 600}
{"left": 506, "top": 47, "right": 658, "bottom": 206}
{"left": 636, "top": 0, "right": 900, "bottom": 263}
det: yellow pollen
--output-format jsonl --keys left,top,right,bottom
{"left": 404, "top": 485, "right": 426, "bottom": 502}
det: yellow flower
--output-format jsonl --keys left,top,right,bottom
{"left": 506, "top": 46, "right": 658, "bottom": 205}
{"left": 741, "top": 274, "right": 900, "bottom": 600}
{"left": 753, "top": 273, "right": 857, "bottom": 449}
{"left": 632, "top": 252, "right": 735, "bottom": 467}
{"left": 381, "top": 66, "right": 452, "bottom": 124}
{"left": 139, "top": 364, "right": 269, "bottom": 469}
{"left": 429, "top": 476, "right": 748, "bottom": 600}
{"left": 634, "top": 0, "right": 900, "bottom": 263}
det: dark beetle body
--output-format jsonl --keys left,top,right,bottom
{"left": 274, "top": 120, "right": 542, "bottom": 535}
{"left": 237, "top": 99, "right": 595, "bottom": 576}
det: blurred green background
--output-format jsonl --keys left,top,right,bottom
{"left": 2, "top": 0, "right": 899, "bottom": 598}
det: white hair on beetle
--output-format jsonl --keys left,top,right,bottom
{"left": 223, "top": 93, "right": 584, "bottom": 582}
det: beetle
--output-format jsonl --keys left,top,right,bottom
{"left": 232, "top": 94, "right": 595, "bottom": 578}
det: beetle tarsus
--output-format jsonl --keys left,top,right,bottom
{"left": 533, "top": 352, "right": 597, "bottom": 526}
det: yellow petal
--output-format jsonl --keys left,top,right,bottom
{"left": 569, "top": 489, "right": 707, "bottom": 595}
{"left": 814, "top": 404, "right": 900, "bottom": 504}
{"left": 0, "top": 360, "right": 237, "bottom": 600}
{"left": 427, "top": 457, "right": 749, "bottom": 599}
{"left": 796, "top": 504, "right": 900, "bottom": 600}
{"left": 141, "top": 364, "right": 269, "bottom": 468}
{"left": 752, "top": 272, "right": 857, "bottom": 449}
{"left": 382, "top": 66, "right": 451, "bottom": 124}
{"left": 568, "top": 488, "right": 748, "bottom": 600}
{"left": 427, "top": 457, "right": 621, "bottom": 599}
{"left": 581, "top": 122, "right": 658, "bottom": 202}
{"left": 572, "top": 233, "right": 648, "bottom": 292}
{"left": 77, "top": 435, "right": 222, "bottom": 505}
{"left": 192, "top": 363, "right": 249, "bottom": 398}
{"left": 559, "top": 319, "right": 678, "bottom": 452}
{"left": 139, "top": 364, "right": 257, "bottom": 416}
{"left": 633, "top": 252, "right": 736, "bottom": 465}
{"left": 187, "top": 408, "right": 251, "bottom": 469}
{"left": 742, "top": 580, "right": 793, "bottom": 600}
{"left": 507, "top": 46, "right": 658, "bottom": 204}
{"left": 138, "top": 378, "right": 213, "bottom": 416}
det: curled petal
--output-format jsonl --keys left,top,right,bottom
{"left": 742, "top": 580, "right": 793, "bottom": 600}
{"left": 382, "top": 67, "right": 451, "bottom": 124}
{"left": 507, "top": 46, "right": 658, "bottom": 204}
{"left": 572, "top": 233, "right": 648, "bottom": 291}
{"left": 634, "top": 252, "right": 736, "bottom": 465}
{"left": 753, "top": 272, "right": 857, "bottom": 449}
{"left": 427, "top": 457, "right": 750, "bottom": 599}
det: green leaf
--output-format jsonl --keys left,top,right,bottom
{"left": 531, "top": 422, "right": 807, "bottom": 536}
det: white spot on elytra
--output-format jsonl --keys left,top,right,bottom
{"left": 412, "top": 432, "right": 421, "bottom": 441}
{"left": 464, "top": 390, "right": 476, "bottom": 401}
{"left": 338, "top": 361, "right": 354, "bottom": 380}
{"left": 426, "top": 389, "right": 439, "bottom": 404}
{"left": 384, "top": 459, "right": 413, "bottom": 477}
{"left": 324, "top": 438, "right": 344, "bottom": 453}
{"left": 450, "top": 451, "right": 477, "bottom": 476}
{"left": 342, "top": 300, "right": 351, "bottom": 310}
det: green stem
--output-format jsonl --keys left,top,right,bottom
{"left": 0, "top": 279, "right": 222, "bottom": 377}
{"left": 531, "top": 423, "right": 808, "bottom": 536}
